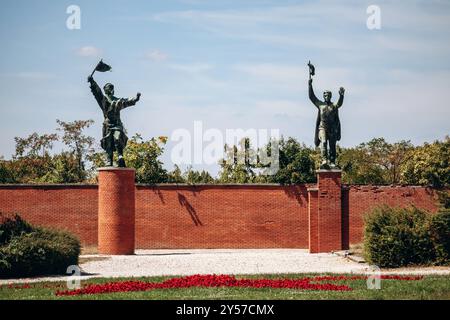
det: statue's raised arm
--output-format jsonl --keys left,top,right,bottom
{"left": 336, "top": 87, "right": 345, "bottom": 108}
{"left": 119, "top": 92, "right": 141, "bottom": 110}
{"left": 308, "top": 78, "right": 322, "bottom": 108}
{"left": 87, "top": 75, "right": 104, "bottom": 109}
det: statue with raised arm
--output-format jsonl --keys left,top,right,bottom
{"left": 307, "top": 61, "right": 344, "bottom": 169}
{"left": 87, "top": 60, "right": 141, "bottom": 167}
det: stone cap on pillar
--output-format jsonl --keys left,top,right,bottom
{"left": 98, "top": 167, "right": 136, "bottom": 172}
{"left": 316, "top": 169, "right": 342, "bottom": 173}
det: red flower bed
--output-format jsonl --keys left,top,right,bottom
{"left": 55, "top": 274, "right": 423, "bottom": 296}
{"left": 311, "top": 275, "right": 423, "bottom": 282}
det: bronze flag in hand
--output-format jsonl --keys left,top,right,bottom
{"left": 90, "top": 59, "right": 112, "bottom": 77}
{"left": 95, "top": 59, "right": 112, "bottom": 72}
{"left": 308, "top": 60, "right": 315, "bottom": 79}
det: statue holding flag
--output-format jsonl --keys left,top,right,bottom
{"left": 307, "top": 61, "right": 345, "bottom": 169}
{"left": 88, "top": 60, "right": 141, "bottom": 167}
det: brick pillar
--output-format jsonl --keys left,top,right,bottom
{"left": 308, "top": 169, "right": 343, "bottom": 253}
{"left": 341, "top": 187, "right": 350, "bottom": 250}
{"left": 307, "top": 187, "right": 319, "bottom": 253}
{"left": 98, "top": 168, "right": 135, "bottom": 255}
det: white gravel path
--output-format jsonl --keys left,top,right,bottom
{"left": 1, "top": 249, "right": 449, "bottom": 285}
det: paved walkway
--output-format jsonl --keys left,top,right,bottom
{"left": 1, "top": 249, "right": 449, "bottom": 284}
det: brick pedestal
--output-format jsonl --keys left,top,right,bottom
{"left": 98, "top": 167, "right": 135, "bottom": 255}
{"left": 308, "top": 169, "right": 343, "bottom": 253}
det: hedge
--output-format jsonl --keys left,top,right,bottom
{"left": 429, "top": 209, "right": 450, "bottom": 264}
{"left": 0, "top": 214, "right": 33, "bottom": 245}
{"left": 364, "top": 205, "right": 450, "bottom": 268}
{"left": 0, "top": 213, "right": 81, "bottom": 278}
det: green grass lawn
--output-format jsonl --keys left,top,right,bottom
{"left": 1, "top": 274, "right": 450, "bottom": 300}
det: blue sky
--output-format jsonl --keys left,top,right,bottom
{"left": 1, "top": 0, "right": 449, "bottom": 175}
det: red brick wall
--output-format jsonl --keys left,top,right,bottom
{"left": 0, "top": 185, "right": 98, "bottom": 245}
{"left": 307, "top": 188, "right": 319, "bottom": 252}
{"left": 0, "top": 184, "right": 441, "bottom": 249}
{"left": 344, "top": 185, "right": 440, "bottom": 245}
{"left": 135, "top": 185, "right": 310, "bottom": 249}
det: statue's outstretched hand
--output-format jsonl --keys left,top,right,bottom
{"left": 87, "top": 76, "right": 93, "bottom": 83}
{"left": 339, "top": 87, "right": 345, "bottom": 95}
{"left": 136, "top": 92, "right": 141, "bottom": 101}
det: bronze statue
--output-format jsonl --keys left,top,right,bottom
{"left": 308, "top": 61, "right": 345, "bottom": 169}
{"left": 88, "top": 60, "right": 141, "bottom": 167}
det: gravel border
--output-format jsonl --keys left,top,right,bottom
{"left": 1, "top": 249, "right": 449, "bottom": 285}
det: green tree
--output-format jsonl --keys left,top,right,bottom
{"left": 217, "top": 136, "right": 317, "bottom": 184}
{"left": 56, "top": 119, "right": 95, "bottom": 182}
{"left": 8, "top": 121, "right": 96, "bottom": 184}
{"left": 167, "top": 165, "right": 185, "bottom": 183}
{"left": 0, "top": 157, "right": 16, "bottom": 183}
{"left": 265, "top": 137, "right": 316, "bottom": 184}
{"left": 339, "top": 138, "right": 413, "bottom": 185}
{"left": 185, "top": 166, "right": 215, "bottom": 184}
{"left": 167, "top": 165, "right": 215, "bottom": 184}
{"left": 123, "top": 134, "right": 169, "bottom": 183}
{"left": 339, "top": 146, "right": 384, "bottom": 184}
{"left": 12, "top": 132, "right": 58, "bottom": 183}
{"left": 218, "top": 138, "right": 257, "bottom": 183}
{"left": 14, "top": 132, "right": 58, "bottom": 158}
{"left": 38, "top": 152, "right": 82, "bottom": 183}
{"left": 400, "top": 137, "right": 450, "bottom": 187}
{"left": 11, "top": 137, "right": 83, "bottom": 184}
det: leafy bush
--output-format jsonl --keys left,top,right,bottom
{"left": 0, "top": 213, "right": 33, "bottom": 245}
{"left": 0, "top": 214, "right": 80, "bottom": 278}
{"left": 429, "top": 209, "right": 450, "bottom": 264}
{"left": 437, "top": 190, "right": 450, "bottom": 210}
{"left": 363, "top": 206, "right": 435, "bottom": 268}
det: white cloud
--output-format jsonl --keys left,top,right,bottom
{"left": 76, "top": 46, "right": 103, "bottom": 57}
{"left": 145, "top": 49, "right": 169, "bottom": 62}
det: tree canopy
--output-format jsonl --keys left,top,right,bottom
{"left": 0, "top": 119, "right": 448, "bottom": 187}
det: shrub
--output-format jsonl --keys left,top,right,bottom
{"left": 363, "top": 205, "right": 435, "bottom": 268}
{"left": 0, "top": 213, "right": 33, "bottom": 245}
{"left": 437, "top": 190, "right": 450, "bottom": 210}
{"left": 0, "top": 215, "right": 80, "bottom": 278}
{"left": 429, "top": 209, "right": 450, "bottom": 264}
